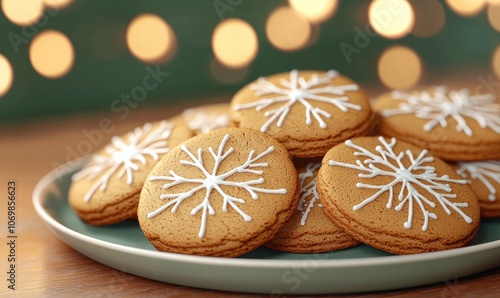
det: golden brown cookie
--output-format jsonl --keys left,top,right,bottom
{"left": 230, "top": 69, "right": 374, "bottom": 158}
{"left": 180, "top": 103, "right": 230, "bottom": 135}
{"left": 373, "top": 86, "right": 500, "bottom": 161}
{"left": 265, "top": 162, "right": 359, "bottom": 253}
{"left": 454, "top": 160, "right": 500, "bottom": 218}
{"left": 317, "top": 136, "right": 481, "bottom": 255}
{"left": 69, "top": 120, "right": 193, "bottom": 226}
{"left": 138, "top": 127, "right": 300, "bottom": 257}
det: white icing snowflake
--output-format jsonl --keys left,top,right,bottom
{"left": 182, "top": 108, "right": 229, "bottom": 133}
{"left": 147, "top": 133, "right": 287, "bottom": 238}
{"left": 382, "top": 86, "right": 500, "bottom": 137}
{"left": 328, "top": 137, "right": 472, "bottom": 231}
{"left": 297, "top": 163, "right": 322, "bottom": 226}
{"left": 234, "top": 69, "right": 361, "bottom": 132}
{"left": 72, "top": 121, "right": 173, "bottom": 202}
{"left": 456, "top": 161, "right": 500, "bottom": 201}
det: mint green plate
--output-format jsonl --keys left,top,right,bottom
{"left": 33, "top": 158, "right": 500, "bottom": 295}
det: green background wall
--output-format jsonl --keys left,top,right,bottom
{"left": 0, "top": 0, "right": 497, "bottom": 124}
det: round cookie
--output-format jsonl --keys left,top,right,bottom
{"left": 454, "top": 160, "right": 500, "bottom": 218}
{"left": 138, "top": 127, "right": 300, "bottom": 257}
{"left": 69, "top": 120, "right": 193, "bottom": 226}
{"left": 230, "top": 69, "right": 374, "bottom": 158}
{"left": 265, "top": 162, "right": 359, "bottom": 253}
{"left": 317, "top": 136, "right": 481, "bottom": 255}
{"left": 372, "top": 86, "right": 500, "bottom": 161}
{"left": 179, "top": 103, "right": 230, "bottom": 135}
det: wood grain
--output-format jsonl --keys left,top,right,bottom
{"left": 0, "top": 96, "right": 499, "bottom": 297}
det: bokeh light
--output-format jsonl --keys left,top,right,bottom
{"left": 0, "top": 54, "right": 14, "bottom": 97}
{"left": 378, "top": 46, "right": 422, "bottom": 89}
{"left": 369, "top": 0, "right": 414, "bottom": 39}
{"left": 487, "top": 3, "right": 500, "bottom": 32}
{"left": 445, "top": 0, "right": 486, "bottom": 17}
{"left": 411, "top": 0, "right": 446, "bottom": 37}
{"left": 288, "top": 0, "right": 338, "bottom": 23}
{"left": 126, "top": 14, "right": 177, "bottom": 64}
{"left": 493, "top": 46, "right": 500, "bottom": 78}
{"left": 266, "top": 6, "right": 311, "bottom": 51}
{"left": 212, "top": 18, "right": 258, "bottom": 69}
{"left": 1, "top": 0, "right": 44, "bottom": 26}
{"left": 44, "top": 0, "right": 73, "bottom": 9}
{"left": 29, "top": 30, "right": 75, "bottom": 79}
{"left": 210, "top": 58, "right": 249, "bottom": 84}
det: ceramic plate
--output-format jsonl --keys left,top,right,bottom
{"left": 33, "top": 159, "right": 500, "bottom": 295}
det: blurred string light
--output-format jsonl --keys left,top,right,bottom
{"left": 266, "top": 1, "right": 336, "bottom": 52}
{"left": 494, "top": 46, "right": 500, "bottom": 78}
{"left": 29, "top": 30, "right": 74, "bottom": 79}
{"left": 0, "top": 54, "right": 13, "bottom": 97}
{"left": 210, "top": 58, "right": 249, "bottom": 84}
{"left": 411, "top": 0, "right": 446, "bottom": 37}
{"left": 1, "top": 0, "right": 44, "bottom": 26}
{"left": 487, "top": 3, "right": 500, "bottom": 32}
{"left": 288, "top": 0, "right": 338, "bottom": 23}
{"left": 126, "top": 14, "right": 177, "bottom": 64}
{"left": 378, "top": 46, "right": 422, "bottom": 89}
{"left": 43, "top": 0, "right": 73, "bottom": 9}
{"left": 369, "top": 0, "right": 415, "bottom": 39}
{"left": 212, "top": 18, "right": 258, "bottom": 69}
{"left": 266, "top": 6, "right": 311, "bottom": 51}
{"left": 445, "top": 0, "right": 486, "bottom": 17}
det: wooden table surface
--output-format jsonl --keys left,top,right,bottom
{"left": 1, "top": 96, "right": 499, "bottom": 297}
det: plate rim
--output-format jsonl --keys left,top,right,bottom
{"left": 33, "top": 157, "right": 500, "bottom": 269}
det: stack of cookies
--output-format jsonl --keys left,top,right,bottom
{"left": 69, "top": 70, "right": 499, "bottom": 257}
{"left": 372, "top": 87, "right": 500, "bottom": 218}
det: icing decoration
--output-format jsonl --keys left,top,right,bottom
{"left": 182, "top": 108, "right": 229, "bottom": 133}
{"left": 72, "top": 121, "right": 173, "bottom": 202}
{"left": 456, "top": 161, "right": 500, "bottom": 201}
{"left": 328, "top": 137, "right": 471, "bottom": 231}
{"left": 382, "top": 86, "right": 500, "bottom": 137}
{"left": 234, "top": 69, "right": 361, "bottom": 133}
{"left": 297, "top": 163, "right": 322, "bottom": 226}
{"left": 147, "top": 133, "right": 287, "bottom": 238}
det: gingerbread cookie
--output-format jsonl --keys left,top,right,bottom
{"left": 180, "top": 103, "right": 230, "bottom": 135}
{"left": 317, "top": 136, "right": 480, "bottom": 255}
{"left": 69, "top": 120, "right": 193, "bottom": 226}
{"left": 230, "top": 69, "right": 374, "bottom": 158}
{"left": 373, "top": 86, "right": 500, "bottom": 161}
{"left": 138, "top": 127, "right": 300, "bottom": 257}
{"left": 265, "top": 162, "right": 359, "bottom": 253}
{"left": 454, "top": 160, "right": 500, "bottom": 218}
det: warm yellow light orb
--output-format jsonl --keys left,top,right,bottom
{"left": 0, "top": 54, "right": 14, "bottom": 97}
{"left": 266, "top": 6, "right": 312, "bottom": 51}
{"left": 126, "top": 14, "right": 177, "bottom": 64}
{"left": 369, "top": 0, "right": 415, "bottom": 39}
{"left": 29, "top": 30, "right": 75, "bottom": 79}
{"left": 378, "top": 46, "right": 422, "bottom": 89}
{"left": 212, "top": 18, "right": 258, "bottom": 69}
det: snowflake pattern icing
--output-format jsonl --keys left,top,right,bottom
{"left": 328, "top": 137, "right": 472, "bottom": 231}
{"left": 234, "top": 69, "right": 361, "bottom": 132}
{"left": 297, "top": 163, "right": 322, "bottom": 226}
{"left": 382, "top": 86, "right": 500, "bottom": 136}
{"left": 147, "top": 133, "right": 288, "bottom": 238}
{"left": 182, "top": 108, "right": 229, "bottom": 133}
{"left": 456, "top": 161, "right": 500, "bottom": 201}
{"left": 72, "top": 121, "right": 173, "bottom": 202}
